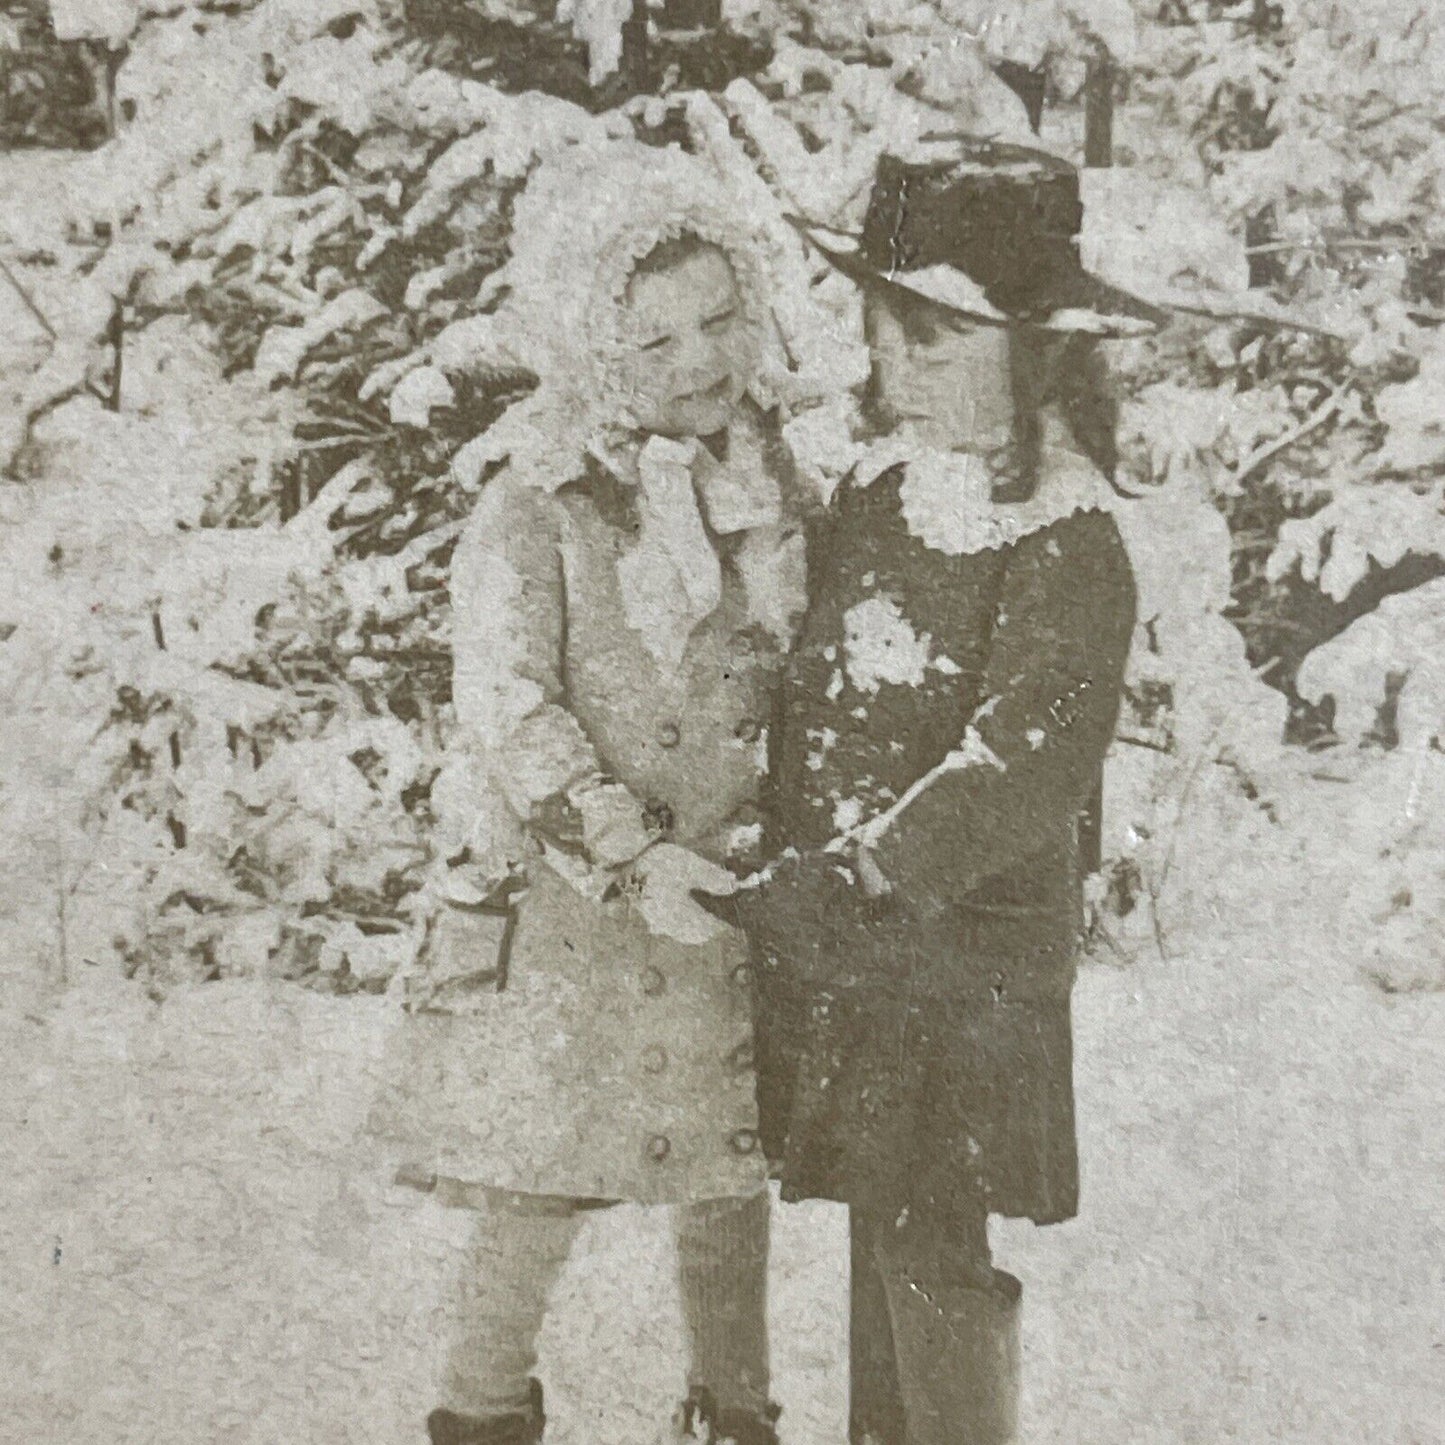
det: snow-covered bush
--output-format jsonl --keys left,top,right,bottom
{"left": 4, "top": 0, "right": 575, "bottom": 993}
{"left": 0, "top": 0, "right": 859, "bottom": 994}
{"left": 7, "top": 0, "right": 1445, "bottom": 990}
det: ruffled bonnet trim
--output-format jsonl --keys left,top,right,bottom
{"left": 449, "top": 139, "right": 796, "bottom": 497}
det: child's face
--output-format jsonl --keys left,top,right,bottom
{"left": 618, "top": 245, "right": 760, "bottom": 439}
{"left": 868, "top": 296, "right": 1015, "bottom": 455}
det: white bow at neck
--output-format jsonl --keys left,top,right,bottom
{"left": 593, "top": 425, "right": 804, "bottom": 669}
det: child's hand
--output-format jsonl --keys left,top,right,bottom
{"left": 627, "top": 843, "right": 737, "bottom": 946}
{"left": 704, "top": 850, "right": 892, "bottom": 988}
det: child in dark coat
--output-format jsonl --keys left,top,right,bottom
{"left": 720, "top": 145, "right": 1147, "bottom": 1445}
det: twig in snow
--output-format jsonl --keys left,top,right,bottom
{"left": 1085, "top": 915, "right": 1141, "bottom": 967}
{"left": 106, "top": 299, "right": 124, "bottom": 412}
{"left": 298, "top": 140, "right": 355, "bottom": 188}
{"left": 1146, "top": 656, "right": 1281, "bottom": 961}
{"left": 0, "top": 255, "right": 58, "bottom": 340}
{"left": 1117, "top": 730, "right": 1174, "bottom": 755}
{"left": 1230, "top": 380, "right": 1350, "bottom": 488}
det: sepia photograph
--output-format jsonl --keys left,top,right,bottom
{"left": 2, "top": 1, "right": 1442, "bottom": 1441}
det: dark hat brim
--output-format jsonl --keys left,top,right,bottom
{"left": 789, "top": 216, "right": 1167, "bottom": 340}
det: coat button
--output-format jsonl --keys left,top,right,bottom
{"left": 641, "top": 1044, "right": 668, "bottom": 1074}
{"left": 646, "top": 1134, "right": 671, "bottom": 1162}
{"left": 730, "top": 963, "right": 752, "bottom": 988}
{"left": 657, "top": 722, "right": 682, "bottom": 749}
{"left": 732, "top": 803, "right": 762, "bottom": 828}
{"left": 734, "top": 717, "right": 762, "bottom": 743}
{"left": 728, "top": 1128, "right": 758, "bottom": 1156}
{"left": 725, "top": 1040, "right": 754, "bottom": 1073}
{"left": 643, "top": 798, "right": 675, "bottom": 838}
{"left": 640, "top": 965, "right": 667, "bottom": 997}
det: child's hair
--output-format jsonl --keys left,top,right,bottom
{"left": 862, "top": 285, "right": 1121, "bottom": 499}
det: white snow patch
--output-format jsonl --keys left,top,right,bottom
{"left": 49, "top": 0, "right": 137, "bottom": 42}
{"left": 832, "top": 796, "right": 864, "bottom": 833}
{"left": 253, "top": 290, "right": 388, "bottom": 386}
{"left": 842, "top": 596, "right": 932, "bottom": 694}
{"left": 388, "top": 365, "right": 455, "bottom": 428}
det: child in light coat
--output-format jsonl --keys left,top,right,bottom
{"left": 368, "top": 141, "right": 810, "bottom": 1445}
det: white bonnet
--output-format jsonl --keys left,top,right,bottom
{"left": 460, "top": 138, "right": 793, "bottom": 488}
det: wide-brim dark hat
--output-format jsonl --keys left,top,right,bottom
{"left": 792, "top": 140, "right": 1169, "bottom": 339}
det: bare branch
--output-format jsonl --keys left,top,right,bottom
{"left": 0, "top": 255, "right": 58, "bottom": 340}
{"left": 1230, "top": 380, "right": 1350, "bottom": 488}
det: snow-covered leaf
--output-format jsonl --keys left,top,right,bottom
{"left": 1374, "top": 338, "right": 1445, "bottom": 474}
{"left": 388, "top": 365, "right": 455, "bottom": 428}
{"left": 1297, "top": 579, "right": 1445, "bottom": 745}
{"left": 401, "top": 89, "right": 602, "bottom": 235}
{"left": 1267, "top": 483, "right": 1445, "bottom": 601}
{"left": 50, "top": 0, "right": 138, "bottom": 43}
{"left": 556, "top": 0, "right": 631, "bottom": 83}
{"left": 319, "top": 920, "right": 416, "bottom": 983}
{"left": 253, "top": 290, "right": 388, "bottom": 385}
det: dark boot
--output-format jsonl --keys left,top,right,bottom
{"left": 881, "top": 1267, "right": 1022, "bottom": 1445}
{"left": 427, "top": 1378, "right": 544, "bottom": 1445}
{"left": 849, "top": 1212, "right": 908, "bottom": 1445}
{"left": 679, "top": 1386, "right": 782, "bottom": 1445}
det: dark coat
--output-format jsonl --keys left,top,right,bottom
{"left": 732, "top": 450, "right": 1137, "bottom": 1231}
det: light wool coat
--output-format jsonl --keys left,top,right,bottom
{"left": 370, "top": 444, "right": 807, "bottom": 1203}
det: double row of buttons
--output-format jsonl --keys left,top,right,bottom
{"left": 638, "top": 961, "right": 751, "bottom": 997}
{"left": 639, "top": 957, "right": 757, "bottom": 1166}
{"left": 656, "top": 718, "right": 763, "bottom": 749}
{"left": 645, "top": 1129, "right": 758, "bottom": 1163}
{"left": 637, "top": 1039, "right": 751, "bottom": 1077}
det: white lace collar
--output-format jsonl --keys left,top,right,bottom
{"left": 852, "top": 431, "right": 1119, "bottom": 556}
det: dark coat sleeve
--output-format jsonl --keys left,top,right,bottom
{"left": 866, "top": 511, "right": 1136, "bottom": 900}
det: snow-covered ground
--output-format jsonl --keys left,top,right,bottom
{"left": 2, "top": 764, "right": 1442, "bottom": 1445}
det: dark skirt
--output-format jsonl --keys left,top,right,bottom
{"left": 755, "top": 975, "right": 1079, "bottom": 1239}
